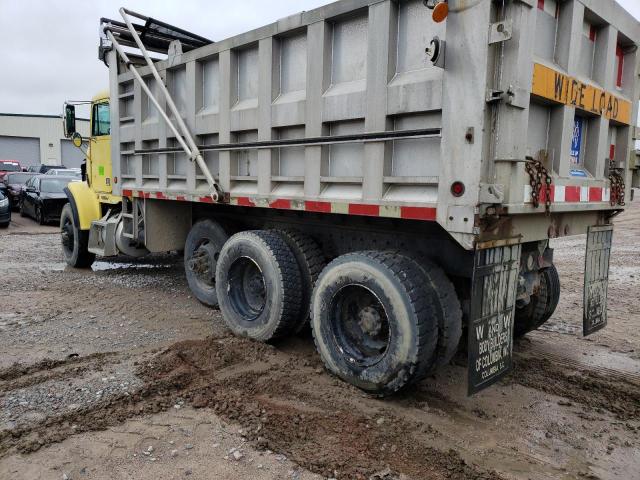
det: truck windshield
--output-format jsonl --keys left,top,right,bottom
{"left": 92, "top": 103, "right": 111, "bottom": 136}
{"left": 40, "top": 178, "right": 72, "bottom": 193}
{"left": 0, "top": 163, "right": 20, "bottom": 172}
{"left": 7, "top": 173, "right": 31, "bottom": 184}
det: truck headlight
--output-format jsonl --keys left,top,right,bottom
{"left": 0, "top": 198, "right": 9, "bottom": 207}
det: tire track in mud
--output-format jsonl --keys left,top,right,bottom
{"left": 0, "top": 337, "right": 503, "bottom": 480}
{"left": 0, "top": 352, "right": 121, "bottom": 390}
{"left": 522, "top": 346, "right": 640, "bottom": 386}
{"left": 508, "top": 356, "right": 640, "bottom": 421}
{"left": 139, "top": 337, "right": 504, "bottom": 480}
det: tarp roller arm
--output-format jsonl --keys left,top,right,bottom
{"left": 103, "top": 8, "right": 223, "bottom": 202}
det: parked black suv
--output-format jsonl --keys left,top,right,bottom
{"left": 0, "top": 191, "right": 10, "bottom": 228}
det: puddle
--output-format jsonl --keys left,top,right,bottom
{"left": 539, "top": 320, "right": 581, "bottom": 335}
{"left": 48, "top": 263, "right": 68, "bottom": 272}
{"left": 608, "top": 265, "right": 639, "bottom": 282}
{"left": 0, "top": 262, "right": 67, "bottom": 272}
{"left": 91, "top": 261, "right": 176, "bottom": 272}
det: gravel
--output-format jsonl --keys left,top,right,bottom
{"left": 1, "top": 362, "right": 142, "bottom": 430}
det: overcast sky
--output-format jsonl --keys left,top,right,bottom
{"left": 0, "top": 0, "right": 638, "bottom": 117}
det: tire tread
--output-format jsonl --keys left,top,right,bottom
{"left": 514, "top": 265, "right": 560, "bottom": 338}
{"left": 184, "top": 219, "right": 228, "bottom": 308}
{"left": 60, "top": 203, "right": 95, "bottom": 269}
{"left": 409, "top": 256, "right": 463, "bottom": 371}
{"left": 311, "top": 251, "right": 440, "bottom": 396}
{"left": 218, "top": 230, "right": 303, "bottom": 341}
{"left": 276, "top": 230, "right": 326, "bottom": 332}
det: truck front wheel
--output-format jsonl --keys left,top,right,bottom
{"left": 60, "top": 203, "right": 95, "bottom": 268}
{"left": 311, "top": 252, "right": 440, "bottom": 396}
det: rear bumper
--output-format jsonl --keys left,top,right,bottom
{"left": 42, "top": 200, "right": 67, "bottom": 221}
{"left": 8, "top": 191, "right": 20, "bottom": 208}
{"left": 0, "top": 209, "right": 11, "bottom": 224}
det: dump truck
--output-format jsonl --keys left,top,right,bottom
{"left": 61, "top": 0, "right": 640, "bottom": 396}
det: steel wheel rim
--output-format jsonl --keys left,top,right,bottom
{"left": 188, "top": 240, "right": 218, "bottom": 288}
{"left": 329, "top": 284, "right": 391, "bottom": 367}
{"left": 227, "top": 256, "right": 266, "bottom": 321}
{"left": 61, "top": 216, "right": 74, "bottom": 256}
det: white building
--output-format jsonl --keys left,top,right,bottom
{"left": 0, "top": 113, "right": 90, "bottom": 169}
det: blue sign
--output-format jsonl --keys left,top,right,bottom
{"left": 571, "top": 117, "right": 583, "bottom": 165}
{"left": 571, "top": 169, "right": 588, "bottom": 177}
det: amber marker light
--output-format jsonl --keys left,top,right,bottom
{"left": 432, "top": 2, "right": 449, "bottom": 23}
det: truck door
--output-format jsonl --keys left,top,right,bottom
{"left": 90, "top": 101, "right": 113, "bottom": 195}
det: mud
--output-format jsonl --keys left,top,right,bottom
{"left": 0, "top": 336, "right": 500, "bottom": 479}
{"left": 0, "top": 352, "right": 117, "bottom": 384}
{"left": 511, "top": 356, "right": 640, "bottom": 421}
{"left": 1, "top": 206, "right": 640, "bottom": 479}
{"left": 138, "top": 337, "right": 502, "bottom": 480}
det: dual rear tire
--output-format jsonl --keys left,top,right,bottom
{"left": 185, "top": 224, "right": 325, "bottom": 339}
{"left": 215, "top": 231, "right": 303, "bottom": 341}
{"left": 184, "top": 220, "right": 229, "bottom": 308}
{"left": 186, "top": 220, "right": 462, "bottom": 396}
{"left": 514, "top": 265, "right": 561, "bottom": 338}
{"left": 311, "top": 252, "right": 462, "bottom": 396}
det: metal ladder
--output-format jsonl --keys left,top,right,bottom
{"left": 121, "top": 197, "right": 135, "bottom": 241}
{"left": 102, "top": 8, "right": 224, "bottom": 202}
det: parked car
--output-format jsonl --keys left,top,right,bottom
{"left": 26, "top": 164, "right": 67, "bottom": 174}
{"left": 0, "top": 160, "right": 22, "bottom": 182}
{"left": 20, "top": 176, "right": 78, "bottom": 225}
{"left": 0, "top": 191, "right": 10, "bottom": 228}
{"left": 46, "top": 168, "right": 81, "bottom": 178}
{"left": 3, "top": 172, "right": 37, "bottom": 210}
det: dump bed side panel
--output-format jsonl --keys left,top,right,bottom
{"left": 111, "top": 1, "right": 448, "bottom": 210}
{"left": 109, "top": 0, "right": 640, "bottom": 250}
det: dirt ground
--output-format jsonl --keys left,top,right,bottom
{"left": 0, "top": 203, "right": 639, "bottom": 480}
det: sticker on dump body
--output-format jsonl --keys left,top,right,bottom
{"left": 584, "top": 225, "right": 614, "bottom": 336}
{"left": 468, "top": 242, "right": 522, "bottom": 396}
{"left": 571, "top": 116, "right": 583, "bottom": 166}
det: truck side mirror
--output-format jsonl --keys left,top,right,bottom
{"left": 64, "top": 104, "right": 76, "bottom": 138}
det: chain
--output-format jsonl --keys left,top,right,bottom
{"left": 609, "top": 162, "right": 626, "bottom": 207}
{"left": 526, "top": 158, "right": 553, "bottom": 214}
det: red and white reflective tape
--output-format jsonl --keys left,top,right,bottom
{"left": 524, "top": 185, "right": 611, "bottom": 204}
{"left": 537, "top": 0, "right": 558, "bottom": 17}
{"left": 121, "top": 189, "right": 437, "bottom": 222}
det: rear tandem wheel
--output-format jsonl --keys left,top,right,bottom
{"left": 514, "top": 264, "right": 561, "bottom": 338}
{"left": 310, "top": 251, "right": 454, "bottom": 396}
{"left": 215, "top": 230, "right": 303, "bottom": 342}
{"left": 184, "top": 219, "right": 229, "bottom": 308}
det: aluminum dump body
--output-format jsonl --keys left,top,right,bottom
{"left": 108, "top": 0, "right": 640, "bottom": 249}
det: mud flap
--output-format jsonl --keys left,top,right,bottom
{"left": 583, "top": 225, "right": 613, "bottom": 337}
{"left": 468, "top": 242, "right": 522, "bottom": 396}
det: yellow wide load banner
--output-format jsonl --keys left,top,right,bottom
{"left": 531, "top": 63, "right": 632, "bottom": 125}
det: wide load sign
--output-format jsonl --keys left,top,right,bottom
{"left": 531, "top": 63, "right": 632, "bottom": 125}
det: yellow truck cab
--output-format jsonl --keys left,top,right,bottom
{"left": 61, "top": 91, "right": 144, "bottom": 267}
{"left": 86, "top": 91, "right": 117, "bottom": 201}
